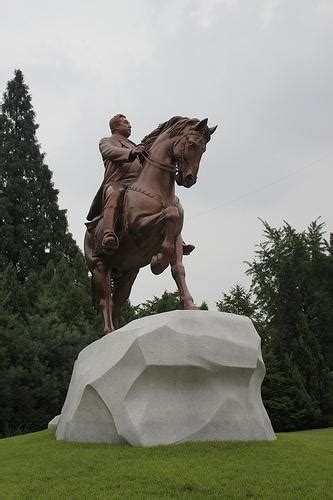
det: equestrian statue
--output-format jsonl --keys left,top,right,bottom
{"left": 85, "top": 114, "right": 217, "bottom": 333}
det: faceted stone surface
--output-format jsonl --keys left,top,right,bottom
{"left": 48, "top": 415, "right": 60, "bottom": 430}
{"left": 55, "top": 311, "right": 275, "bottom": 446}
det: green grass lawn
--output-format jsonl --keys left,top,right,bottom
{"left": 0, "top": 428, "right": 332, "bottom": 499}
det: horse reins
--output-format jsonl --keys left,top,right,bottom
{"left": 126, "top": 184, "right": 174, "bottom": 209}
{"left": 127, "top": 132, "right": 199, "bottom": 208}
{"left": 139, "top": 132, "right": 193, "bottom": 175}
{"left": 140, "top": 149, "right": 177, "bottom": 174}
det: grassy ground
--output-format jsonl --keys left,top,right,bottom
{"left": 0, "top": 428, "right": 332, "bottom": 499}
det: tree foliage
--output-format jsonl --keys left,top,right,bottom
{"left": 119, "top": 291, "right": 208, "bottom": 326}
{"left": 216, "top": 284, "right": 256, "bottom": 316}
{"left": 0, "top": 258, "right": 100, "bottom": 436}
{"left": 246, "top": 219, "right": 333, "bottom": 430}
{"left": 216, "top": 220, "right": 333, "bottom": 431}
{"left": 0, "top": 69, "right": 78, "bottom": 281}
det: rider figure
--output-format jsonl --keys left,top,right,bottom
{"left": 87, "top": 114, "right": 145, "bottom": 252}
{"left": 87, "top": 114, "right": 194, "bottom": 255}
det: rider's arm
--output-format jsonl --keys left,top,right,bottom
{"left": 99, "top": 138, "right": 132, "bottom": 163}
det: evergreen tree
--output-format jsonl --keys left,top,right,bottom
{"left": 247, "top": 219, "right": 333, "bottom": 429}
{"left": 119, "top": 300, "right": 139, "bottom": 328}
{"left": 0, "top": 256, "right": 101, "bottom": 437}
{"left": 0, "top": 69, "right": 78, "bottom": 280}
{"left": 216, "top": 284, "right": 256, "bottom": 316}
{"left": 135, "top": 290, "right": 208, "bottom": 319}
{"left": 136, "top": 290, "right": 182, "bottom": 318}
{"left": 199, "top": 301, "right": 209, "bottom": 310}
{"left": 216, "top": 284, "right": 269, "bottom": 347}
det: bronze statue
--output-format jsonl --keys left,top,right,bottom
{"left": 87, "top": 114, "right": 145, "bottom": 252}
{"left": 85, "top": 115, "right": 217, "bottom": 333}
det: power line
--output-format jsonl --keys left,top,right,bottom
{"left": 192, "top": 155, "right": 331, "bottom": 219}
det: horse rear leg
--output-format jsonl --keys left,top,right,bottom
{"left": 92, "top": 260, "right": 115, "bottom": 334}
{"left": 112, "top": 270, "right": 139, "bottom": 330}
{"left": 170, "top": 235, "right": 198, "bottom": 310}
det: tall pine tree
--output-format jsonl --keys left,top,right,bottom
{"left": 0, "top": 69, "right": 78, "bottom": 280}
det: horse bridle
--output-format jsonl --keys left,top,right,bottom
{"left": 127, "top": 130, "right": 205, "bottom": 207}
{"left": 140, "top": 149, "right": 177, "bottom": 174}
{"left": 140, "top": 130, "right": 206, "bottom": 176}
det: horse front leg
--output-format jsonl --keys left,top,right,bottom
{"left": 151, "top": 206, "right": 179, "bottom": 275}
{"left": 92, "top": 260, "right": 115, "bottom": 334}
{"left": 170, "top": 235, "right": 198, "bottom": 310}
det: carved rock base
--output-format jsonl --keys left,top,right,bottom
{"left": 55, "top": 311, "right": 275, "bottom": 446}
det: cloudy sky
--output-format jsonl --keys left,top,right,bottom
{"left": 1, "top": 0, "right": 332, "bottom": 308}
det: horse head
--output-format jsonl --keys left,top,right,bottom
{"left": 173, "top": 118, "right": 217, "bottom": 188}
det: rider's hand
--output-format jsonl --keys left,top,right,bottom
{"left": 129, "top": 144, "right": 146, "bottom": 161}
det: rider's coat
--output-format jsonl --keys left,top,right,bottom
{"left": 87, "top": 133, "right": 142, "bottom": 221}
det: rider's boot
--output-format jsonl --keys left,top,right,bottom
{"left": 102, "top": 207, "right": 119, "bottom": 252}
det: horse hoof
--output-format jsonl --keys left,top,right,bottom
{"left": 183, "top": 243, "right": 195, "bottom": 255}
{"left": 184, "top": 304, "right": 199, "bottom": 310}
{"left": 150, "top": 254, "right": 169, "bottom": 275}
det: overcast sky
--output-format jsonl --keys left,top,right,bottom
{"left": 1, "top": 0, "right": 332, "bottom": 308}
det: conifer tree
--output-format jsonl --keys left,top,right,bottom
{"left": 135, "top": 290, "right": 208, "bottom": 319}
{"left": 0, "top": 69, "right": 78, "bottom": 280}
{"left": 247, "top": 219, "right": 333, "bottom": 429}
{"left": 216, "top": 284, "right": 257, "bottom": 317}
{"left": 136, "top": 291, "right": 182, "bottom": 318}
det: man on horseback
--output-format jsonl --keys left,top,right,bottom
{"left": 84, "top": 115, "right": 216, "bottom": 333}
{"left": 87, "top": 114, "right": 145, "bottom": 252}
{"left": 87, "top": 113, "right": 194, "bottom": 255}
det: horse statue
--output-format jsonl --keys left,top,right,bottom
{"left": 84, "top": 116, "right": 217, "bottom": 333}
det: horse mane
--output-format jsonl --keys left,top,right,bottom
{"left": 141, "top": 116, "right": 200, "bottom": 151}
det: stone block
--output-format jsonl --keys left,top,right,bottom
{"left": 54, "top": 311, "right": 275, "bottom": 445}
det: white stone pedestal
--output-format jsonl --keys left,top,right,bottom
{"left": 54, "top": 311, "right": 275, "bottom": 446}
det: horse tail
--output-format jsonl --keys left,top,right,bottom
{"left": 90, "top": 273, "right": 99, "bottom": 310}
{"left": 84, "top": 229, "right": 98, "bottom": 309}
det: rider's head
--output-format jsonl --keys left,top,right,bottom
{"left": 109, "top": 114, "right": 131, "bottom": 138}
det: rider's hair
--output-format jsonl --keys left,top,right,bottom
{"left": 109, "top": 114, "right": 126, "bottom": 132}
